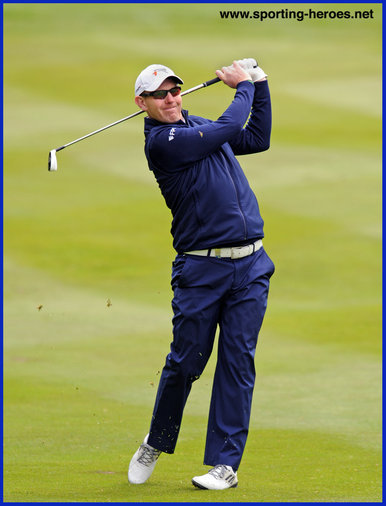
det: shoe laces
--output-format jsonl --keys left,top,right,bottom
{"left": 209, "top": 465, "right": 232, "bottom": 479}
{"left": 138, "top": 443, "right": 161, "bottom": 467}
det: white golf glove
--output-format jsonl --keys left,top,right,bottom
{"left": 248, "top": 66, "right": 268, "bottom": 81}
{"left": 237, "top": 58, "right": 258, "bottom": 70}
{"left": 236, "top": 58, "right": 268, "bottom": 82}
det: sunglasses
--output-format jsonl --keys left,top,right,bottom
{"left": 141, "top": 86, "right": 181, "bottom": 100}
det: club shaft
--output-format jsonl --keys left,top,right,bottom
{"left": 54, "top": 77, "right": 221, "bottom": 153}
{"left": 55, "top": 110, "right": 144, "bottom": 152}
{"left": 180, "top": 77, "right": 220, "bottom": 96}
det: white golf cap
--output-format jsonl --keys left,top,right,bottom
{"left": 135, "top": 64, "right": 183, "bottom": 96}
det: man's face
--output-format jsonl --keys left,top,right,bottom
{"left": 135, "top": 78, "right": 183, "bottom": 123}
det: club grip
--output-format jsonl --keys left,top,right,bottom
{"left": 203, "top": 77, "right": 221, "bottom": 87}
{"left": 202, "top": 63, "right": 258, "bottom": 88}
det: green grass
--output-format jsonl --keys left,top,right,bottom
{"left": 4, "top": 3, "right": 382, "bottom": 502}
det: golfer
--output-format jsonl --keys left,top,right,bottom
{"left": 128, "top": 59, "right": 275, "bottom": 490}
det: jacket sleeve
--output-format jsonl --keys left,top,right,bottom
{"left": 229, "top": 80, "right": 272, "bottom": 155}
{"left": 146, "top": 81, "right": 255, "bottom": 171}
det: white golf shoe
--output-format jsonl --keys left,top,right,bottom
{"left": 192, "top": 465, "right": 238, "bottom": 490}
{"left": 128, "top": 434, "right": 162, "bottom": 484}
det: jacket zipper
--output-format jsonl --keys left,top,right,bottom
{"left": 227, "top": 167, "right": 247, "bottom": 240}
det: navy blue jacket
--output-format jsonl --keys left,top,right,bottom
{"left": 143, "top": 80, "right": 271, "bottom": 253}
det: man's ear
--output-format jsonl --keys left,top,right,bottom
{"left": 135, "top": 96, "right": 148, "bottom": 112}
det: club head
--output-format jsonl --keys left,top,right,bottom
{"left": 48, "top": 150, "right": 57, "bottom": 171}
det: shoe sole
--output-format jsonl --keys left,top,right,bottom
{"left": 191, "top": 479, "right": 238, "bottom": 490}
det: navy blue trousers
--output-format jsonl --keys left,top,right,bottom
{"left": 147, "top": 247, "right": 274, "bottom": 471}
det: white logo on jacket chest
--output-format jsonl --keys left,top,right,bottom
{"left": 168, "top": 128, "right": 176, "bottom": 141}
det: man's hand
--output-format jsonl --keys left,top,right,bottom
{"left": 215, "top": 61, "right": 251, "bottom": 89}
{"left": 236, "top": 58, "right": 258, "bottom": 70}
{"left": 248, "top": 67, "right": 268, "bottom": 82}
{"left": 236, "top": 58, "right": 268, "bottom": 82}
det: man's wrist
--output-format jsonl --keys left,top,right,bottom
{"left": 237, "top": 79, "right": 254, "bottom": 87}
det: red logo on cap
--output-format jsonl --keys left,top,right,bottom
{"left": 153, "top": 71, "right": 157, "bottom": 76}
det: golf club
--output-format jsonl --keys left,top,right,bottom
{"left": 48, "top": 60, "right": 258, "bottom": 172}
{"left": 48, "top": 76, "right": 221, "bottom": 172}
